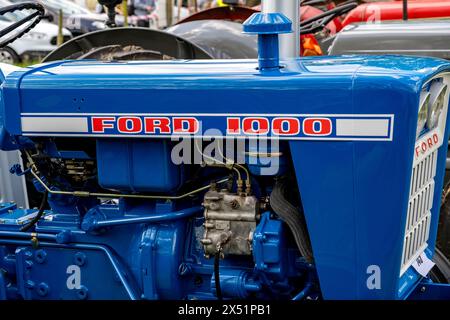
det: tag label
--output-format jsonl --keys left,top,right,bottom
{"left": 412, "top": 251, "right": 435, "bottom": 277}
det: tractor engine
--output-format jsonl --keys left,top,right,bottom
{"left": 0, "top": 12, "right": 450, "bottom": 301}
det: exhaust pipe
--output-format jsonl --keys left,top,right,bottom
{"left": 262, "top": 0, "right": 300, "bottom": 58}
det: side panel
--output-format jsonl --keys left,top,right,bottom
{"left": 290, "top": 75, "right": 419, "bottom": 299}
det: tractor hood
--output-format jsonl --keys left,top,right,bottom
{"left": 329, "top": 21, "right": 450, "bottom": 60}
{"left": 0, "top": 56, "right": 448, "bottom": 138}
{"left": 2, "top": 56, "right": 450, "bottom": 299}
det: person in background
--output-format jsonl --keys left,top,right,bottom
{"left": 213, "top": 0, "right": 244, "bottom": 7}
{"left": 129, "top": 0, "right": 157, "bottom": 16}
{"left": 199, "top": 0, "right": 247, "bottom": 9}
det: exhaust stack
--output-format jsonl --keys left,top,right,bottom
{"left": 262, "top": 0, "right": 300, "bottom": 58}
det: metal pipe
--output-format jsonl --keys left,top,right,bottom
{"left": 402, "top": 0, "right": 408, "bottom": 21}
{"left": 0, "top": 230, "right": 56, "bottom": 241}
{"left": 57, "top": 9, "right": 63, "bottom": 46}
{"left": 262, "top": 0, "right": 299, "bottom": 58}
{"left": 0, "top": 239, "right": 139, "bottom": 300}
{"left": 90, "top": 206, "right": 202, "bottom": 229}
{"left": 30, "top": 169, "right": 227, "bottom": 200}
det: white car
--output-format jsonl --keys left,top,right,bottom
{"left": 0, "top": 1, "right": 72, "bottom": 64}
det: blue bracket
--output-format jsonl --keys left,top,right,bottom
{"left": 9, "top": 164, "right": 30, "bottom": 176}
{"left": 408, "top": 281, "right": 450, "bottom": 300}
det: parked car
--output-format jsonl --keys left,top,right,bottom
{"left": 0, "top": 0, "right": 72, "bottom": 63}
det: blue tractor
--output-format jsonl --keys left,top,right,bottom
{"left": 0, "top": 1, "right": 450, "bottom": 300}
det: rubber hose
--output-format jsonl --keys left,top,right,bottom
{"left": 270, "top": 179, "right": 314, "bottom": 263}
{"left": 20, "top": 191, "right": 48, "bottom": 232}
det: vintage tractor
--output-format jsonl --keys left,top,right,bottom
{"left": 1, "top": 1, "right": 450, "bottom": 300}
{"left": 341, "top": 0, "right": 450, "bottom": 27}
{"left": 41, "top": 0, "right": 358, "bottom": 62}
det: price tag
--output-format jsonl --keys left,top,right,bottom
{"left": 412, "top": 251, "right": 435, "bottom": 277}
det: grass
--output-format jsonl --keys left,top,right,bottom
{"left": 14, "top": 59, "right": 42, "bottom": 68}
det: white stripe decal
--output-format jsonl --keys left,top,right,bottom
{"left": 21, "top": 117, "right": 89, "bottom": 133}
{"left": 336, "top": 119, "right": 390, "bottom": 137}
{"left": 19, "top": 114, "right": 394, "bottom": 141}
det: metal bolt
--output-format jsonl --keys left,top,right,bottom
{"left": 37, "top": 283, "right": 49, "bottom": 297}
{"left": 74, "top": 252, "right": 86, "bottom": 266}
{"left": 25, "top": 261, "right": 33, "bottom": 269}
{"left": 35, "top": 249, "right": 47, "bottom": 264}
{"left": 77, "top": 286, "right": 88, "bottom": 300}
{"left": 420, "top": 286, "right": 426, "bottom": 293}
{"left": 25, "top": 280, "right": 35, "bottom": 289}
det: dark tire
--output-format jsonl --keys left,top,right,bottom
{"left": 0, "top": 47, "right": 20, "bottom": 65}
{"left": 43, "top": 27, "right": 212, "bottom": 62}
{"left": 430, "top": 249, "right": 450, "bottom": 283}
{"left": 438, "top": 181, "right": 450, "bottom": 259}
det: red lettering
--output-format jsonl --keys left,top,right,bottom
{"left": 117, "top": 117, "right": 142, "bottom": 133}
{"left": 272, "top": 118, "right": 300, "bottom": 135}
{"left": 173, "top": 117, "right": 199, "bottom": 134}
{"left": 415, "top": 146, "right": 421, "bottom": 157}
{"left": 92, "top": 117, "right": 115, "bottom": 133}
{"left": 303, "top": 118, "right": 332, "bottom": 136}
{"left": 421, "top": 142, "right": 427, "bottom": 153}
{"left": 433, "top": 133, "right": 439, "bottom": 144}
{"left": 227, "top": 117, "right": 240, "bottom": 135}
{"left": 243, "top": 117, "right": 269, "bottom": 135}
{"left": 144, "top": 117, "right": 171, "bottom": 134}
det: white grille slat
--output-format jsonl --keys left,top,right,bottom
{"left": 401, "top": 150, "right": 438, "bottom": 275}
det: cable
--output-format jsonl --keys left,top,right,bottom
{"left": 20, "top": 190, "right": 48, "bottom": 232}
{"left": 214, "top": 251, "right": 223, "bottom": 300}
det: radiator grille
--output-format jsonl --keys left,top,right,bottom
{"left": 401, "top": 150, "right": 438, "bottom": 275}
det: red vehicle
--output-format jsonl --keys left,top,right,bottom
{"left": 342, "top": 1, "right": 450, "bottom": 27}
{"left": 252, "top": 4, "right": 342, "bottom": 34}
{"left": 175, "top": 3, "right": 356, "bottom": 56}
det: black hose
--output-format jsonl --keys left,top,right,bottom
{"left": 270, "top": 178, "right": 314, "bottom": 263}
{"left": 20, "top": 191, "right": 48, "bottom": 232}
{"left": 214, "top": 252, "right": 223, "bottom": 300}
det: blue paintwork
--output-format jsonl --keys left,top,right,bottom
{"left": 0, "top": 51, "right": 449, "bottom": 299}
{"left": 408, "top": 280, "right": 450, "bottom": 300}
{"left": 97, "top": 139, "right": 183, "bottom": 192}
{"left": 243, "top": 13, "right": 292, "bottom": 70}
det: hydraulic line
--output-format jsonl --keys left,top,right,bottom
{"left": 270, "top": 178, "right": 314, "bottom": 263}
{"left": 30, "top": 169, "right": 228, "bottom": 200}
{"left": 20, "top": 190, "right": 48, "bottom": 232}
{"left": 194, "top": 139, "right": 251, "bottom": 193}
